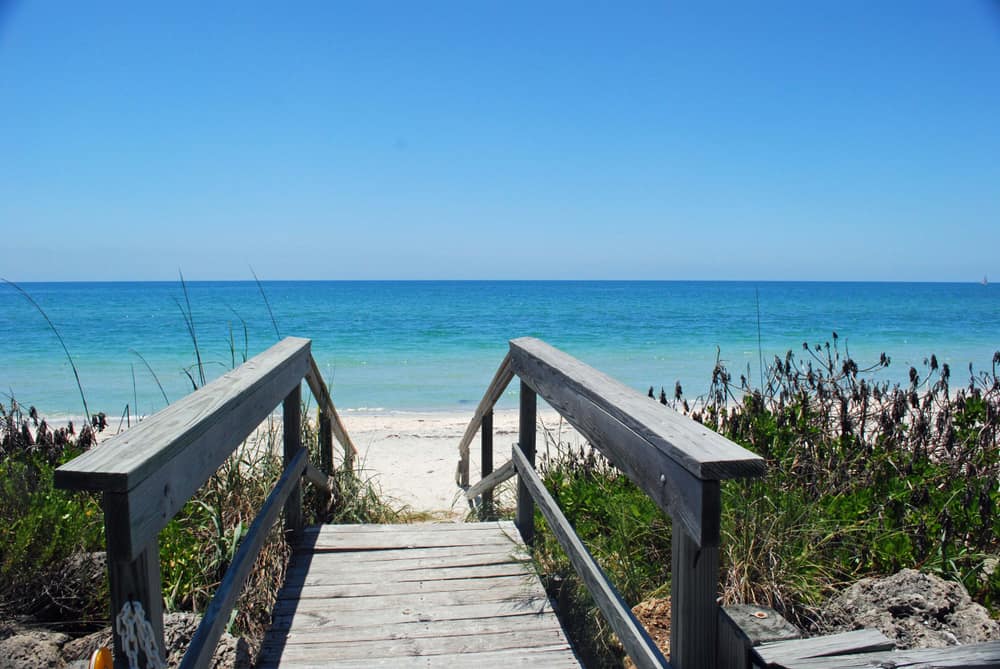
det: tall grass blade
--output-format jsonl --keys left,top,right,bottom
{"left": 176, "top": 270, "right": 206, "bottom": 386}
{"left": 130, "top": 348, "right": 170, "bottom": 405}
{"left": 2, "top": 278, "right": 91, "bottom": 421}
{"left": 251, "top": 266, "right": 280, "bottom": 339}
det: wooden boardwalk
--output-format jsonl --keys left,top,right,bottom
{"left": 258, "top": 521, "right": 582, "bottom": 668}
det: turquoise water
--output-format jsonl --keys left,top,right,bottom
{"left": 1, "top": 281, "right": 997, "bottom": 420}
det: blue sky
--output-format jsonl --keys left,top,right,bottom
{"left": 1, "top": 1, "right": 998, "bottom": 281}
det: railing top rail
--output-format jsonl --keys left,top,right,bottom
{"left": 509, "top": 337, "right": 764, "bottom": 481}
{"left": 55, "top": 336, "right": 312, "bottom": 494}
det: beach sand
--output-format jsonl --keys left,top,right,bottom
{"left": 339, "top": 408, "right": 586, "bottom": 519}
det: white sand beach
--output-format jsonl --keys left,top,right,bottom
{"left": 339, "top": 408, "right": 586, "bottom": 519}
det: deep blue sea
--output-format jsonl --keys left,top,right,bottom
{"left": 1, "top": 281, "right": 997, "bottom": 421}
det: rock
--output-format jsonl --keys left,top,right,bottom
{"left": 0, "top": 625, "right": 70, "bottom": 669}
{"left": 63, "top": 612, "right": 250, "bottom": 669}
{"left": 820, "top": 568, "right": 1000, "bottom": 649}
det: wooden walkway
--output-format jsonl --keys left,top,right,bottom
{"left": 258, "top": 521, "right": 582, "bottom": 669}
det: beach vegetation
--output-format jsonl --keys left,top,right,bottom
{"left": 525, "top": 338, "right": 1000, "bottom": 665}
{"left": 0, "top": 398, "right": 105, "bottom": 631}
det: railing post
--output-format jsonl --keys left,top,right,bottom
{"left": 670, "top": 481, "right": 721, "bottom": 669}
{"left": 515, "top": 381, "right": 537, "bottom": 545}
{"left": 318, "top": 409, "right": 333, "bottom": 476}
{"left": 283, "top": 383, "right": 304, "bottom": 542}
{"left": 104, "top": 493, "right": 165, "bottom": 669}
{"left": 480, "top": 409, "right": 494, "bottom": 518}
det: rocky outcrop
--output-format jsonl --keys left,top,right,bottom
{"left": 820, "top": 568, "right": 1000, "bottom": 649}
{"left": 0, "top": 624, "right": 70, "bottom": 669}
{"left": 1, "top": 613, "right": 250, "bottom": 669}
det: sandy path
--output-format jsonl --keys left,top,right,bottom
{"left": 339, "top": 409, "right": 585, "bottom": 519}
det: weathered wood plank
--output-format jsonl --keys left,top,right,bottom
{"left": 178, "top": 449, "right": 308, "bottom": 669}
{"left": 258, "top": 645, "right": 581, "bottom": 669}
{"left": 764, "top": 639, "right": 1000, "bottom": 668}
{"left": 267, "top": 612, "right": 565, "bottom": 644}
{"left": 457, "top": 352, "right": 514, "bottom": 487}
{"left": 509, "top": 337, "right": 764, "bottom": 481}
{"left": 512, "top": 444, "right": 670, "bottom": 669}
{"left": 302, "top": 521, "right": 516, "bottom": 533}
{"left": 754, "top": 628, "right": 893, "bottom": 667}
{"left": 717, "top": 605, "right": 800, "bottom": 669}
{"left": 272, "top": 588, "right": 546, "bottom": 616}
{"left": 466, "top": 459, "right": 516, "bottom": 501}
{"left": 56, "top": 337, "right": 312, "bottom": 492}
{"left": 287, "top": 562, "right": 532, "bottom": 586}
{"left": 300, "top": 529, "right": 519, "bottom": 551}
{"left": 273, "top": 598, "right": 555, "bottom": 631}
{"left": 260, "top": 628, "right": 571, "bottom": 662}
{"left": 292, "top": 543, "right": 527, "bottom": 566}
{"left": 285, "top": 550, "right": 527, "bottom": 576}
{"left": 276, "top": 574, "right": 537, "bottom": 599}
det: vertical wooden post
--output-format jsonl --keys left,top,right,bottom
{"left": 318, "top": 409, "right": 333, "bottom": 475}
{"left": 283, "top": 383, "right": 304, "bottom": 542}
{"left": 670, "top": 482, "right": 721, "bottom": 669}
{"left": 104, "top": 494, "right": 165, "bottom": 669}
{"left": 480, "top": 409, "right": 494, "bottom": 518}
{"left": 515, "top": 381, "right": 537, "bottom": 545}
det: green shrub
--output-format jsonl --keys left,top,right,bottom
{"left": 0, "top": 401, "right": 105, "bottom": 626}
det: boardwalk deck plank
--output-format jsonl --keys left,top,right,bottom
{"left": 261, "top": 522, "right": 581, "bottom": 668}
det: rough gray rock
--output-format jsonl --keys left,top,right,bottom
{"left": 64, "top": 612, "right": 250, "bottom": 669}
{"left": 820, "top": 568, "right": 1000, "bottom": 649}
{"left": 0, "top": 624, "right": 71, "bottom": 669}
{"left": 2, "top": 612, "right": 249, "bottom": 669}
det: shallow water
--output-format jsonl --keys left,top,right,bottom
{"left": 1, "top": 280, "right": 997, "bottom": 419}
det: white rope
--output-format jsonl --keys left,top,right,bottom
{"left": 115, "top": 601, "right": 167, "bottom": 669}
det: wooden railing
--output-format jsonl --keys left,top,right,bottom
{"left": 459, "top": 338, "right": 766, "bottom": 669}
{"left": 55, "top": 337, "right": 356, "bottom": 669}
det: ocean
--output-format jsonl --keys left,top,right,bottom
{"left": 1, "top": 281, "right": 997, "bottom": 421}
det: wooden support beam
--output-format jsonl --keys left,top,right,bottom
{"left": 481, "top": 410, "right": 494, "bottom": 516}
{"left": 104, "top": 492, "right": 165, "bottom": 669}
{"left": 516, "top": 381, "right": 537, "bottom": 546}
{"left": 465, "top": 459, "right": 515, "bottom": 502}
{"left": 671, "top": 525, "right": 721, "bottom": 669}
{"left": 283, "top": 384, "right": 304, "bottom": 543}
{"left": 318, "top": 410, "right": 333, "bottom": 476}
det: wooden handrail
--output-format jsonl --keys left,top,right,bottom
{"left": 461, "top": 337, "right": 765, "bottom": 669}
{"left": 55, "top": 337, "right": 313, "bottom": 495}
{"left": 55, "top": 337, "right": 355, "bottom": 669}
{"left": 305, "top": 354, "right": 358, "bottom": 463}
{"left": 509, "top": 337, "right": 765, "bottom": 482}
{"left": 455, "top": 351, "right": 514, "bottom": 487}
{"left": 512, "top": 443, "right": 670, "bottom": 669}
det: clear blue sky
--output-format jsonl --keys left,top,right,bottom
{"left": 2, "top": 1, "right": 998, "bottom": 281}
